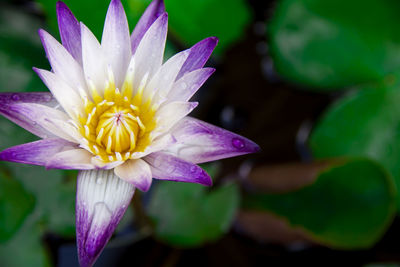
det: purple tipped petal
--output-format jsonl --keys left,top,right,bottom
{"left": 57, "top": 1, "right": 82, "bottom": 65}
{"left": 0, "top": 92, "right": 57, "bottom": 139}
{"left": 114, "top": 159, "right": 152, "bottom": 192}
{"left": 145, "top": 152, "right": 212, "bottom": 186}
{"left": 167, "top": 117, "right": 260, "bottom": 164}
{"left": 77, "top": 169, "right": 135, "bottom": 267}
{"left": 101, "top": 0, "right": 131, "bottom": 87}
{"left": 39, "top": 29, "right": 87, "bottom": 91}
{"left": 0, "top": 138, "right": 77, "bottom": 166}
{"left": 131, "top": 0, "right": 165, "bottom": 54}
{"left": 168, "top": 67, "right": 215, "bottom": 101}
{"left": 176, "top": 37, "right": 218, "bottom": 80}
{"left": 46, "top": 149, "right": 95, "bottom": 170}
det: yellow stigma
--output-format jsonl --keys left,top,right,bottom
{"left": 77, "top": 71, "right": 156, "bottom": 163}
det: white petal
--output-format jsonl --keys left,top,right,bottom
{"left": 10, "top": 103, "right": 79, "bottom": 143}
{"left": 154, "top": 101, "right": 198, "bottom": 135}
{"left": 144, "top": 50, "right": 190, "bottom": 105}
{"left": 167, "top": 68, "right": 215, "bottom": 101}
{"left": 34, "top": 68, "right": 84, "bottom": 120}
{"left": 132, "top": 13, "right": 168, "bottom": 91}
{"left": 130, "top": 133, "right": 176, "bottom": 159}
{"left": 114, "top": 159, "right": 152, "bottom": 191}
{"left": 101, "top": 0, "right": 131, "bottom": 88}
{"left": 38, "top": 29, "right": 87, "bottom": 92}
{"left": 81, "top": 23, "right": 107, "bottom": 92}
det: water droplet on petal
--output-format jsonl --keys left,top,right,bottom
{"left": 96, "top": 178, "right": 103, "bottom": 184}
{"left": 181, "top": 83, "right": 187, "bottom": 90}
{"left": 232, "top": 138, "right": 245, "bottom": 149}
{"left": 11, "top": 94, "right": 20, "bottom": 101}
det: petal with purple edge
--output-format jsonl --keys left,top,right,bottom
{"left": 76, "top": 169, "right": 135, "bottom": 267}
{"left": 101, "top": 0, "right": 131, "bottom": 88}
{"left": 132, "top": 13, "right": 168, "bottom": 91}
{"left": 7, "top": 102, "right": 80, "bottom": 143}
{"left": 114, "top": 159, "right": 152, "bottom": 192}
{"left": 46, "top": 149, "right": 95, "bottom": 170}
{"left": 167, "top": 117, "right": 260, "bottom": 164}
{"left": 168, "top": 67, "right": 215, "bottom": 101}
{"left": 57, "top": 1, "right": 82, "bottom": 65}
{"left": 0, "top": 92, "right": 57, "bottom": 138}
{"left": 145, "top": 152, "right": 212, "bottom": 186}
{"left": 0, "top": 138, "right": 77, "bottom": 166}
{"left": 176, "top": 37, "right": 218, "bottom": 80}
{"left": 131, "top": 0, "right": 165, "bottom": 54}
{"left": 38, "top": 29, "right": 87, "bottom": 91}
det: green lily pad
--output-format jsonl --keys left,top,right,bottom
{"left": 268, "top": 0, "right": 400, "bottom": 89}
{"left": 165, "top": 0, "right": 251, "bottom": 54}
{"left": 148, "top": 180, "right": 239, "bottom": 247}
{"left": 243, "top": 158, "right": 396, "bottom": 249}
{"left": 310, "top": 82, "right": 400, "bottom": 210}
{"left": 0, "top": 171, "right": 34, "bottom": 242}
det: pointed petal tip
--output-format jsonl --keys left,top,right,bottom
{"left": 208, "top": 36, "right": 219, "bottom": 45}
{"left": 56, "top": 1, "right": 68, "bottom": 11}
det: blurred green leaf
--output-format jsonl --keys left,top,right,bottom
{"left": 310, "top": 82, "right": 400, "bottom": 210}
{"left": 165, "top": 0, "right": 251, "bottom": 54}
{"left": 0, "top": 172, "right": 34, "bottom": 242}
{"left": 0, "top": 5, "right": 48, "bottom": 92}
{"left": 268, "top": 0, "right": 400, "bottom": 89}
{"left": 8, "top": 164, "right": 76, "bottom": 237}
{"left": 148, "top": 181, "right": 239, "bottom": 247}
{"left": 244, "top": 158, "right": 396, "bottom": 249}
{"left": 0, "top": 215, "right": 51, "bottom": 267}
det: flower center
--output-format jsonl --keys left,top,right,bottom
{"left": 96, "top": 106, "right": 140, "bottom": 153}
{"left": 76, "top": 72, "right": 156, "bottom": 163}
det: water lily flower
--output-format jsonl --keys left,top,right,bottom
{"left": 0, "top": 0, "right": 259, "bottom": 266}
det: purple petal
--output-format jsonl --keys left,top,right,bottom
{"left": 168, "top": 67, "right": 215, "bottom": 101}
{"left": 46, "top": 149, "right": 95, "bottom": 170}
{"left": 0, "top": 92, "right": 58, "bottom": 138}
{"left": 57, "top": 1, "right": 82, "bottom": 65}
{"left": 76, "top": 169, "right": 135, "bottom": 267}
{"left": 114, "top": 159, "right": 152, "bottom": 192}
{"left": 145, "top": 152, "right": 212, "bottom": 186}
{"left": 167, "top": 117, "right": 260, "bottom": 164}
{"left": 0, "top": 138, "right": 77, "bottom": 166}
{"left": 176, "top": 37, "right": 218, "bottom": 80}
{"left": 131, "top": 0, "right": 165, "bottom": 54}
{"left": 101, "top": 0, "right": 131, "bottom": 87}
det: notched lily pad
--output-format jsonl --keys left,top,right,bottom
{"left": 243, "top": 158, "right": 396, "bottom": 249}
